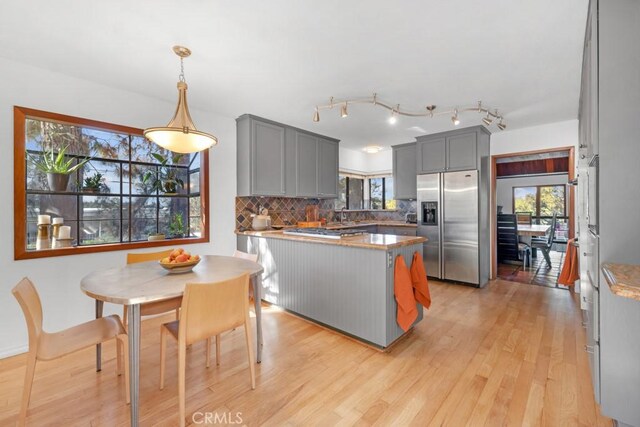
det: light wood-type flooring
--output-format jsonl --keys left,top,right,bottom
{"left": 0, "top": 279, "right": 611, "bottom": 426}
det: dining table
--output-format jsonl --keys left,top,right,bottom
{"left": 517, "top": 223, "right": 551, "bottom": 237}
{"left": 80, "top": 255, "right": 264, "bottom": 427}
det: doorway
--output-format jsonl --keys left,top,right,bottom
{"left": 490, "top": 147, "right": 575, "bottom": 287}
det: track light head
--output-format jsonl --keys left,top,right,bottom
{"left": 340, "top": 103, "right": 348, "bottom": 118}
{"left": 388, "top": 108, "right": 397, "bottom": 125}
{"left": 313, "top": 109, "right": 320, "bottom": 123}
{"left": 451, "top": 109, "right": 460, "bottom": 126}
{"left": 497, "top": 120, "right": 506, "bottom": 131}
{"left": 482, "top": 114, "right": 493, "bottom": 126}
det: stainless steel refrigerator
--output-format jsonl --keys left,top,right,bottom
{"left": 417, "top": 170, "right": 489, "bottom": 286}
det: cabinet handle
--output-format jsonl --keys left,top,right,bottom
{"left": 581, "top": 321, "right": 588, "bottom": 328}
{"left": 582, "top": 296, "right": 593, "bottom": 304}
{"left": 584, "top": 345, "right": 594, "bottom": 354}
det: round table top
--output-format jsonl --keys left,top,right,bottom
{"left": 80, "top": 255, "right": 263, "bottom": 305}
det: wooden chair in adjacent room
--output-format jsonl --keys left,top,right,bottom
{"left": 515, "top": 211, "right": 533, "bottom": 225}
{"left": 12, "top": 278, "right": 130, "bottom": 427}
{"left": 497, "top": 213, "right": 531, "bottom": 268}
{"left": 531, "top": 213, "right": 558, "bottom": 269}
{"left": 159, "top": 273, "right": 256, "bottom": 427}
{"left": 123, "top": 249, "right": 181, "bottom": 326}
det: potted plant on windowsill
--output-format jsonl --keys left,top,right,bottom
{"left": 142, "top": 152, "right": 185, "bottom": 195}
{"left": 168, "top": 213, "right": 188, "bottom": 239}
{"left": 28, "top": 145, "right": 91, "bottom": 192}
{"left": 83, "top": 172, "right": 108, "bottom": 193}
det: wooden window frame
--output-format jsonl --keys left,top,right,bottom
{"left": 14, "top": 106, "right": 210, "bottom": 260}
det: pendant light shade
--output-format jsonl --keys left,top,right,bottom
{"left": 144, "top": 46, "right": 218, "bottom": 154}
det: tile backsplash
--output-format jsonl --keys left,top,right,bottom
{"left": 235, "top": 197, "right": 416, "bottom": 230}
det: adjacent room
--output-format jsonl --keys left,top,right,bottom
{"left": 1, "top": 1, "right": 640, "bottom": 426}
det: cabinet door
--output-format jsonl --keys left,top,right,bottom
{"left": 251, "top": 120, "right": 286, "bottom": 195}
{"left": 317, "top": 138, "right": 338, "bottom": 198}
{"left": 393, "top": 144, "right": 417, "bottom": 199}
{"left": 296, "top": 132, "right": 318, "bottom": 197}
{"left": 446, "top": 132, "right": 477, "bottom": 171}
{"left": 417, "top": 138, "right": 446, "bottom": 173}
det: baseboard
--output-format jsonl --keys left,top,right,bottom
{"left": 0, "top": 345, "right": 28, "bottom": 359}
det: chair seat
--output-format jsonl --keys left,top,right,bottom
{"left": 37, "top": 315, "right": 125, "bottom": 361}
{"left": 518, "top": 243, "right": 530, "bottom": 250}
{"left": 141, "top": 297, "right": 182, "bottom": 317}
{"left": 531, "top": 241, "right": 549, "bottom": 249}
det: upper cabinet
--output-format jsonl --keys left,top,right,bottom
{"left": 237, "top": 115, "right": 339, "bottom": 198}
{"left": 392, "top": 142, "right": 417, "bottom": 200}
{"left": 416, "top": 126, "right": 490, "bottom": 174}
{"left": 317, "top": 138, "right": 339, "bottom": 198}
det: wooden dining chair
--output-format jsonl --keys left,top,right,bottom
{"left": 515, "top": 211, "right": 533, "bottom": 225}
{"left": 123, "top": 250, "right": 182, "bottom": 326}
{"left": 159, "top": 273, "right": 256, "bottom": 427}
{"left": 12, "top": 278, "right": 130, "bottom": 426}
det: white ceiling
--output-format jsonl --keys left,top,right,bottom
{"left": 0, "top": 0, "right": 588, "bottom": 150}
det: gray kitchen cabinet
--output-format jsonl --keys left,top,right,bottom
{"left": 417, "top": 138, "right": 446, "bottom": 173}
{"left": 237, "top": 114, "right": 339, "bottom": 198}
{"left": 317, "top": 138, "right": 339, "bottom": 198}
{"left": 378, "top": 225, "right": 417, "bottom": 236}
{"left": 295, "top": 132, "right": 318, "bottom": 197}
{"left": 416, "top": 126, "right": 489, "bottom": 174}
{"left": 392, "top": 142, "right": 417, "bottom": 199}
{"left": 578, "top": 1, "right": 640, "bottom": 425}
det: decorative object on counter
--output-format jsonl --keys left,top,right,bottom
{"left": 313, "top": 95, "right": 507, "bottom": 130}
{"left": 28, "top": 144, "right": 91, "bottom": 192}
{"left": 143, "top": 45, "right": 218, "bottom": 153}
{"left": 305, "top": 204, "right": 319, "bottom": 222}
{"left": 51, "top": 217, "right": 63, "bottom": 248}
{"left": 159, "top": 248, "right": 201, "bottom": 274}
{"left": 36, "top": 215, "right": 51, "bottom": 250}
{"left": 251, "top": 208, "right": 272, "bottom": 231}
{"left": 142, "top": 153, "right": 185, "bottom": 194}
{"left": 148, "top": 233, "right": 166, "bottom": 241}
{"left": 83, "top": 172, "right": 108, "bottom": 193}
{"left": 168, "top": 213, "right": 187, "bottom": 238}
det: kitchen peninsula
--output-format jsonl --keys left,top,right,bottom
{"left": 237, "top": 229, "right": 426, "bottom": 348}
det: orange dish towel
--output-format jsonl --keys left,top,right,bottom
{"left": 410, "top": 251, "right": 432, "bottom": 309}
{"left": 394, "top": 255, "right": 418, "bottom": 332}
{"left": 558, "top": 238, "right": 580, "bottom": 286}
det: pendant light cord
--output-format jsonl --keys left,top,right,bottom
{"left": 179, "top": 57, "right": 186, "bottom": 83}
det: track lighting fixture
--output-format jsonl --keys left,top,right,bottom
{"left": 388, "top": 107, "right": 398, "bottom": 125}
{"left": 312, "top": 94, "right": 507, "bottom": 130}
{"left": 451, "top": 109, "right": 460, "bottom": 126}
{"left": 482, "top": 112, "right": 493, "bottom": 126}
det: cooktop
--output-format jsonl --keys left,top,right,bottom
{"left": 283, "top": 228, "right": 366, "bottom": 239}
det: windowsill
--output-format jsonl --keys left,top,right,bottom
{"left": 15, "top": 236, "right": 208, "bottom": 260}
{"left": 335, "top": 209, "right": 399, "bottom": 212}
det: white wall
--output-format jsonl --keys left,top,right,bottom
{"left": 491, "top": 120, "right": 579, "bottom": 157}
{"left": 339, "top": 147, "right": 392, "bottom": 175}
{"left": 0, "top": 57, "right": 237, "bottom": 358}
{"left": 496, "top": 174, "right": 569, "bottom": 214}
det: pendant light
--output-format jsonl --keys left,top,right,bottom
{"left": 144, "top": 46, "right": 218, "bottom": 154}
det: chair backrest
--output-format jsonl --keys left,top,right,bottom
{"left": 497, "top": 214, "right": 520, "bottom": 262}
{"left": 127, "top": 249, "right": 173, "bottom": 264}
{"left": 547, "top": 213, "right": 558, "bottom": 246}
{"left": 233, "top": 250, "right": 258, "bottom": 263}
{"left": 515, "top": 211, "right": 533, "bottom": 225}
{"left": 12, "top": 278, "right": 43, "bottom": 349}
{"left": 179, "top": 273, "right": 250, "bottom": 345}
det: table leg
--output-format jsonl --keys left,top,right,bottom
{"left": 128, "top": 304, "right": 141, "bottom": 427}
{"left": 95, "top": 300, "right": 104, "bottom": 372}
{"left": 252, "top": 275, "right": 263, "bottom": 363}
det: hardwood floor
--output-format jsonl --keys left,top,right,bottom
{"left": 0, "top": 279, "right": 610, "bottom": 426}
{"left": 498, "top": 250, "right": 570, "bottom": 289}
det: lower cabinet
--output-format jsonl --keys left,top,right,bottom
{"left": 377, "top": 226, "right": 417, "bottom": 236}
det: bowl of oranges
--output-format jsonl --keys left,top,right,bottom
{"left": 159, "top": 248, "right": 201, "bottom": 274}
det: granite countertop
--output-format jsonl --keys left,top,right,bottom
{"left": 601, "top": 263, "right": 640, "bottom": 302}
{"left": 235, "top": 229, "right": 426, "bottom": 250}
